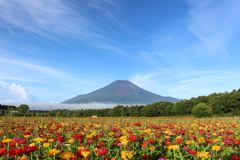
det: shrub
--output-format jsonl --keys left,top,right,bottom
{"left": 192, "top": 103, "right": 213, "bottom": 118}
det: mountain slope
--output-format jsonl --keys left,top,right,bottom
{"left": 62, "top": 80, "right": 179, "bottom": 104}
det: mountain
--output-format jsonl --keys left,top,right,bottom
{"left": 62, "top": 80, "right": 179, "bottom": 104}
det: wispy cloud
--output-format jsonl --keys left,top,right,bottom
{"left": 171, "top": 70, "right": 240, "bottom": 98}
{"left": 187, "top": 0, "right": 240, "bottom": 54}
{"left": 0, "top": 58, "right": 89, "bottom": 84}
{"left": 130, "top": 73, "right": 158, "bottom": 90}
{"left": 0, "top": 0, "right": 125, "bottom": 53}
{"left": 0, "top": 58, "right": 90, "bottom": 84}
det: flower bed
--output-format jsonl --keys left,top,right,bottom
{"left": 0, "top": 117, "right": 239, "bottom": 160}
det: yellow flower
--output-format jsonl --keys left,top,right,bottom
{"left": 121, "top": 138, "right": 129, "bottom": 145}
{"left": 33, "top": 137, "right": 46, "bottom": 142}
{"left": 191, "top": 123, "right": 198, "bottom": 127}
{"left": 86, "top": 134, "right": 94, "bottom": 139}
{"left": 109, "top": 132, "right": 114, "bottom": 136}
{"left": 90, "top": 132, "right": 96, "bottom": 136}
{"left": 186, "top": 140, "right": 194, "bottom": 145}
{"left": 47, "top": 149, "right": 61, "bottom": 156}
{"left": 60, "top": 151, "right": 75, "bottom": 159}
{"left": 29, "top": 143, "right": 36, "bottom": 146}
{"left": 48, "top": 139, "right": 54, "bottom": 142}
{"left": 122, "top": 129, "right": 128, "bottom": 134}
{"left": 121, "top": 151, "right": 134, "bottom": 159}
{"left": 2, "top": 138, "right": 14, "bottom": 143}
{"left": 24, "top": 135, "right": 31, "bottom": 138}
{"left": 81, "top": 150, "right": 91, "bottom": 158}
{"left": 144, "top": 129, "right": 151, "bottom": 133}
{"left": 212, "top": 145, "right": 221, "bottom": 151}
{"left": 43, "top": 143, "right": 50, "bottom": 147}
{"left": 120, "top": 136, "right": 129, "bottom": 145}
{"left": 164, "top": 130, "right": 171, "bottom": 134}
{"left": 197, "top": 137, "right": 205, "bottom": 143}
{"left": 196, "top": 151, "right": 211, "bottom": 159}
{"left": 17, "top": 156, "right": 28, "bottom": 160}
{"left": 165, "top": 136, "right": 170, "bottom": 139}
{"left": 168, "top": 145, "right": 180, "bottom": 150}
{"left": 68, "top": 138, "right": 75, "bottom": 144}
{"left": 214, "top": 138, "right": 220, "bottom": 142}
{"left": 212, "top": 133, "right": 217, "bottom": 136}
{"left": 148, "top": 146, "right": 156, "bottom": 150}
{"left": 78, "top": 145, "right": 89, "bottom": 150}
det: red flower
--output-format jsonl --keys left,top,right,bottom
{"left": 233, "top": 140, "right": 240, "bottom": 145}
{"left": 18, "top": 139, "right": 27, "bottom": 144}
{"left": 97, "top": 142, "right": 106, "bottom": 148}
{"left": 133, "top": 122, "right": 142, "bottom": 126}
{"left": 110, "top": 128, "right": 119, "bottom": 132}
{"left": 8, "top": 146, "right": 38, "bottom": 157}
{"left": 0, "top": 148, "right": 7, "bottom": 157}
{"left": 189, "top": 136, "right": 196, "bottom": 140}
{"left": 226, "top": 131, "right": 234, "bottom": 135}
{"left": 141, "top": 143, "right": 148, "bottom": 147}
{"left": 97, "top": 148, "right": 109, "bottom": 156}
{"left": 175, "top": 139, "right": 183, "bottom": 144}
{"left": 189, "top": 150, "right": 197, "bottom": 156}
{"left": 10, "top": 142, "right": 17, "bottom": 148}
{"left": 113, "top": 134, "right": 122, "bottom": 138}
{"left": 205, "top": 139, "right": 214, "bottom": 144}
{"left": 88, "top": 139, "right": 94, "bottom": 144}
{"left": 164, "top": 139, "right": 172, "bottom": 145}
{"left": 230, "top": 154, "right": 240, "bottom": 160}
{"left": 147, "top": 139, "right": 156, "bottom": 144}
{"left": 141, "top": 155, "right": 149, "bottom": 160}
{"left": 155, "top": 133, "right": 163, "bottom": 138}
{"left": 54, "top": 137, "right": 66, "bottom": 142}
{"left": 71, "top": 134, "right": 84, "bottom": 139}
{"left": 129, "top": 135, "right": 138, "bottom": 142}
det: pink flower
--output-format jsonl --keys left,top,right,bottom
{"left": 182, "top": 146, "right": 190, "bottom": 152}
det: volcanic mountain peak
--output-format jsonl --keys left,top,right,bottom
{"left": 62, "top": 80, "right": 179, "bottom": 104}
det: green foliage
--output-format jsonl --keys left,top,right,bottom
{"left": 18, "top": 104, "right": 29, "bottom": 113}
{"left": 192, "top": 103, "right": 213, "bottom": 118}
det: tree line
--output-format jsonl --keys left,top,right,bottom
{"left": 39, "top": 88, "right": 240, "bottom": 117}
{"left": 1, "top": 89, "right": 240, "bottom": 117}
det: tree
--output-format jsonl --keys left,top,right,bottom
{"left": 192, "top": 103, "right": 213, "bottom": 118}
{"left": 173, "top": 101, "right": 188, "bottom": 115}
{"left": 18, "top": 104, "right": 29, "bottom": 114}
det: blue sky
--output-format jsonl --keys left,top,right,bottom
{"left": 1, "top": 0, "right": 240, "bottom": 104}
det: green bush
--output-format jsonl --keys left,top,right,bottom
{"left": 192, "top": 103, "right": 213, "bottom": 118}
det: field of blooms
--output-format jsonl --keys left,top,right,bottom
{"left": 0, "top": 116, "right": 239, "bottom": 160}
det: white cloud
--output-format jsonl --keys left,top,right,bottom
{"left": 0, "top": 81, "right": 37, "bottom": 102}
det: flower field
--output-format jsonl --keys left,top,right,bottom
{"left": 0, "top": 117, "right": 239, "bottom": 160}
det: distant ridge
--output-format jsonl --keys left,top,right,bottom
{"left": 62, "top": 80, "right": 179, "bottom": 104}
